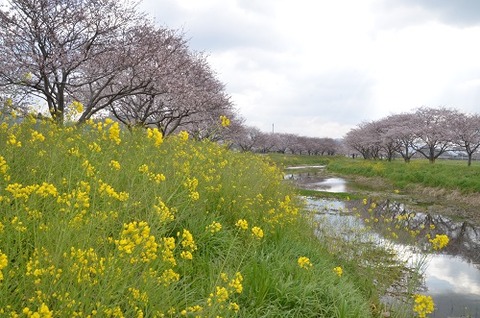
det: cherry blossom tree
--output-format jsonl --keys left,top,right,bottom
{"left": 383, "top": 113, "right": 417, "bottom": 163}
{"left": 233, "top": 126, "right": 264, "bottom": 152}
{"left": 411, "top": 107, "right": 458, "bottom": 163}
{"left": 114, "top": 52, "right": 234, "bottom": 136}
{"left": 0, "top": 0, "right": 147, "bottom": 124}
{"left": 343, "top": 122, "right": 382, "bottom": 159}
{"left": 451, "top": 113, "right": 480, "bottom": 166}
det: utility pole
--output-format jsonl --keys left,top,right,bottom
{"left": 272, "top": 123, "right": 275, "bottom": 134}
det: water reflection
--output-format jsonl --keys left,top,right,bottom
{"left": 285, "top": 171, "right": 350, "bottom": 193}
{"left": 291, "top": 165, "right": 480, "bottom": 317}
{"left": 353, "top": 199, "right": 480, "bottom": 268}
{"left": 426, "top": 255, "right": 480, "bottom": 317}
{"left": 310, "top": 196, "right": 480, "bottom": 317}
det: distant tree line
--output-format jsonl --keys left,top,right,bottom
{"left": 343, "top": 107, "right": 480, "bottom": 166}
{"left": 222, "top": 125, "right": 339, "bottom": 155}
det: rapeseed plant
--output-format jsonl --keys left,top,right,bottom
{"left": 333, "top": 266, "right": 343, "bottom": 277}
{"left": 0, "top": 114, "right": 387, "bottom": 317}
{"left": 429, "top": 234, "right": 449, "bottom": 250}
{"left": 297, "top": 256, "right": 313, "bottom": 270}
{"left": 412, "top": 294, "right": 434, "bottom": 318}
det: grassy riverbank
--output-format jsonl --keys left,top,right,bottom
{"left": 269, "top": 153, "right": 480, "bottom": 196}
{"left": 0, "top": 117, "right": 393, "bottom": 317}
{"left": 327, "top": 157, "right": 480, "bottom": 194}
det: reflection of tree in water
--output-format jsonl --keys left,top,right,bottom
{"left": 347, "top": 199, "right": 480, "bottom": 269}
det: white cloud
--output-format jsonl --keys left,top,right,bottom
{"left": 140, "top": 0, "right": 480, "bottom": 138}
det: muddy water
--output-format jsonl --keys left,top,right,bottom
{"left": 287, "top": 167, "right": 480, "bottom": 318}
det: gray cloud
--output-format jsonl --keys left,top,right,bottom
{"left": 377, "top": 0, "right": 480, "bottom": 28}
{"left": 141, "top": 0, "right": 283, "bottom": 52}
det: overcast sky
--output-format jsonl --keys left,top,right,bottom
{"left": 139, "top": 0, "right": 480, "bottom": 139}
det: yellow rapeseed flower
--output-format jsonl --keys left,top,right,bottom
{"left": 0, "top": 156, "right": 9, "bottom": 175}
{"left": 333, "top": 266, "right": 343, "bottom": 277}
{"left": 147, "top": 128, "right": 163, "bottom": 147}
{"left": 179, "top": 229, "right": 197, "bottom": 258}
{"left": 109, "top": 160, "right": 121, "bottom": 171}
{"left": 206, "top": 221, "right": 222, "bottom": 234}
{"left": 0, "top": 250, "right": 8, "bottom": 281}
{"left": 235, "top": 219, "right": 248, "bottom": 230}
{"left": 23, "top": 303, "right": 53, "bottom": 318}
{"left": 297, "top": 256, "right": 312, "bottom": 270}
{"left": 71, "top": 101, "right": 84, "bottom": 113}
{"left": 220, "top": 115, "right": 230, "bottom": 127}
{"left": 30, "top": 130, "right": 45, "bottom": 142}
{"left": 228, "top": 272, "right": 243, "bottom": 293}
{"left": 108, "top": 121, "right": 121, "bottom": 144}
{"left": 6, "top": 134, "right": 21, "bottom": 147}
{"left": 178, "top": 130, "right": 189, "bottom": 141}
{"left": 251, "top": 226, "right": 264, "bottom": 239}
{"left": 429, "top": 234, "right": 449, "bottom": 250}
{"left": 413, "top": 294, "right": 434, "bottom": 318}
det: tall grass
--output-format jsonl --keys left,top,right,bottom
{"left": 0, "top": 116, "right": 381, "bottom": 317}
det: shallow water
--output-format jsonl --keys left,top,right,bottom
{"left": 291, "top": 169, "right": 480, "bottom": 318}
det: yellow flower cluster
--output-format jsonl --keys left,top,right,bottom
{"left": 65, "top": 247, "right": 105, "bottom": 285}
{"left": 98, "top": 179, "right": 129, "bottom": 202}
{"left": 206, "top": 221, "right": 222, "bottom": 234}
{"left": 267, "top": 195, "right": 299, "bottom": 226}
{"left": 108, "top": 121, "right": 121, "bottom": 145}
{"left": 147, "top": 128, "right": 163, "bottom": 147}
{"left": 70, "top": 101, "right": 84, "bottom": 114}
{"left": 22, "top": 303, "right": 53, "bottom": 318}
{"left": 251, "top": 226, "right": 264, "bottom": 239}
{"left": 30, "top": 130, "right": 45, "bottom": 143}
{"left": 88, "top": 142, "right": 102, "bottom": 152}
{"left": 0, "top": 155, "right": 8, "bottom": 175}
{"left": 297, "top": 256, "right": 312, "bottom": 270}
{"left": 429, "top": 234, "right": 449, "bottom": 250}
{"left": 179, "top": 229, "right": 197, "bottom": 260}
{"left": 26, "top": 247, "right": 62, "bottom": 285}
{"left": 7, "top": 133, "right": 22, "bottom": 147}
{"left": 180, "top": 305, "right": 203, "bottom": 316}
{"left": 160, "top": 268, "right": 180, "bottom": 287}
{"left": 207, "top": 272, "right": 243, "bottom": 312}
{"left": 220, "top": 115, "right": 230, "bottom": 128}
{"left": 235, "top": 219, "right": 248, "bottom": 230}
{"left": 115, "top": 221, "right": 158, "bottom": 263}
{"left": 109, "top": 160, "right": 121, "bottom": 171}
{"left": 57, "top": 181, "right": 91, "bottom": 211}
{"left": 178, "top": 130, "right": 189, "bottom": 141}
{"left": 333, "top": 266, "right": 343, "bottom": 277}
{"left": 154, "top": 199, "right": 176, "bottom": 223}
{"left": 82, "top": 159, "right": 96, "bottom": 177}
{"left": 0, "top": 250, "right": 8, "bottom": 281}
{"left": 5, "top": 182, "right": 58, "bottom": 200}
{"left": 184, "top": 177, "right": 199, "bottom": 201}
{"left": 162, "top": 237, "right": 176, "bottom": 266}
{"left": 138, "top": 164, "right": 166, "bottom": 184}
{"left": 413, "top": 294, "right": 434, "bottom": 318}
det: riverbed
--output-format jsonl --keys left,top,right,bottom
{"left": 286, "top": 166, "right": 480, "bottom": 318}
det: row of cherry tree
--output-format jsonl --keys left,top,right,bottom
{"left": 343, "top": 107, "right": 480, "bottom": 165}
{"left": 221, "top": 123, "right": 339, "bottom": 155}
{"left": 0, "top": 0, "right": 237, "bottom": 137}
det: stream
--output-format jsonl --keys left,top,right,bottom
{"left": 286, "top": 167, "right": 480, "bottom": 318}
